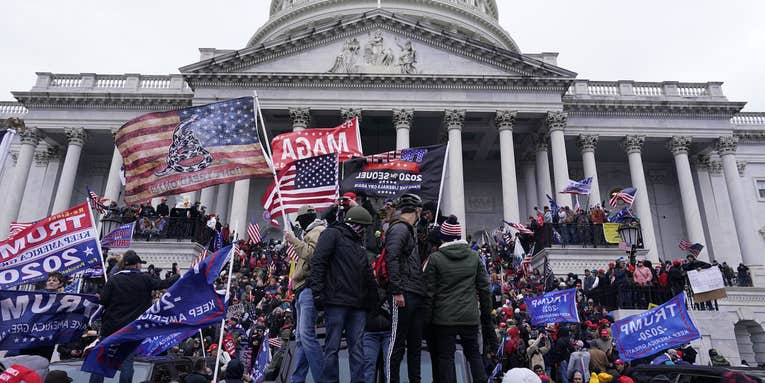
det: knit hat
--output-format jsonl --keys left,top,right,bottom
{"left": 502, "top": 368, "right": 542, "bottom": 383}
{"left": 440, "top": 215, "right": 462, "bottom": 241}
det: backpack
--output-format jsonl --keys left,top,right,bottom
{"left": 372, "top": 220, "right": 413, "bottom": 289}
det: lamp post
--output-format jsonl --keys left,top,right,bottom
{"left": 618, "top": 219, "right": 641, "bottom": 266}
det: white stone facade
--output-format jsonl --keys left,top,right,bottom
{"left": 3, "top": 0, "right": 765, "bottom": 364}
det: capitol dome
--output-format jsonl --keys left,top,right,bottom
{"left": 249, "top": 0, "right": 519, "bottom": 52}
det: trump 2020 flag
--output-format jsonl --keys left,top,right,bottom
{"left": 116, "top": 97, "right": 271, "bottom": 204}
{"left": 525, "top": 288, "right": 580, "bottom": 326}
{"left": 611, "top": 292, "right": 700, "bottom": 362}
{"left": 100, "top": 222, "right": 135, "bottom": 249}
{"left": 561, "top": 177, "right": 592, "bottom": 195}
{"left": 0, "top": 202, "right": 103, "bottom": 289}
{"left": 82, "top": 245, "right": 233, "bottom": 378}
{"left": 251, "top": 333, "right": 271, "bottom": 383}
{"left": 0, "top": 290, "right": 99, "bottom": 350}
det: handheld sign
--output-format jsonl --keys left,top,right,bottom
{"left": 611, "top": 292, "right": 700, "bottom": 362}
{"left": 525, "top": 288, "right": 580, "bottom": 326}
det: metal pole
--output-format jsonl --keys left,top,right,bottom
{"left": 211, "top": 245, "right": 237, "bottom": 382}
{"left": 253, "top": 92, "right": 290, "bottom": 230}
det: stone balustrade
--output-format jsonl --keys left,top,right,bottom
{"left": 732, "top": 112, "right": 765, "bottom": 126}
{"left": 32, "top": 72, "right": 189, "bottom": 93}
{"left": 0, "top": 101, "right": 28, "bottom": 118}
{"left": 566, "top": 79, "right": 725, "bottom": 100}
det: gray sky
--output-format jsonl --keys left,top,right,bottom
{"left": 1, "top": 0, "right": 763, "bottom": 110}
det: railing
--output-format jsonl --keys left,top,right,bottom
{"left": 566, "top": 80, "right": 724, "bottom": 99}
{"left": 0, "top": 101, "right": 28, "bottom": 117}
{"left": 50, "top": 74, "right": 83, "bottom": 88}
{"left": 95, "top": 76, "right": 126, "bottom": 88}
{"left": 101, "top": 214, "right": 211, "bottom": 244}
{"left": 33, "top": 72, "right": 190, "bottom": 92}
{"left": 732, "top": 112, "right": 765, "bottom": 125}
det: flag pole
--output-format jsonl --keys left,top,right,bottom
{"left": 199, "top": 329, "right": 207, "bottom": 359}
{"left": 252, "top": 92, "right": 290, "bottom": 230}
{"left": 86, "top": 199, "right": 109, "bottom": 282}
{"left": 212, "top": 245, "right": 237, "bottom": 382}
{"left": 434, "top": 141, "right": 450, "bottom": 221}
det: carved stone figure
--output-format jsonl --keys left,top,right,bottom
{"left": 328, "top": 38, "right": 361, "bottom": 73}
{"left": 397, "top": 40, "right": 417, "bottom": 74}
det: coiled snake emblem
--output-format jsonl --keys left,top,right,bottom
{"left": 154, "top": 115, "right": 213, "bottom": 177}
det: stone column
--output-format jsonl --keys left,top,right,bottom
{"left": 340, "top": 108, "right": 362, "bottom": 123}
{"left": 535, "top": 134, "right": 553, "bottom": 208}
{"left": 393, "top": 109, "right": 413, "bottom": 150}
{"left": 624, "top": 135, "right": 659, "bottom": 261}
{"left": 577, "top": 134, "right": 602, "bottom": 207}
{"left": 496, "top": 110, "right": 520, "bottom": 223}
{"left": 547, "top": 112, "right": 572, "bottom": 207}
{"left": 52, "top": 128, "right": 87, "bottom": 213}
{"left": 0, "top": 126, "right": 42, "bottom": 239}
{"left": 521, "top": 152, "right": 538, "bottom": 216}
{"left": 229, "top": 179, "right": 251, "bottom": 241}
{"left": 103, "top": 129, "right": 123, "bottom": 203}
{"left": 716, "top": 136, "right": 760, "bottom": 266}
{"left": 215, "top": 183, "right": 231, "bottom": 223}
{"left": 443, "top": 110, "right": 466, "bottom": 235}
{"left": 199, "top": 187, "right": 217, "bottom": 213}
{"left": 669, "top": 136, "right": 708, "bottom": 259}
{"left": 289, "top": 107, "right": 310, "bottom": 132}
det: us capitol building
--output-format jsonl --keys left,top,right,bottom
{"left": 2, "top": 0, "right": 765, "bottom": 365}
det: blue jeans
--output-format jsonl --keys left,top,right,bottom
{"left": 323, "top": 306, "right": 366, "bottom": 383}
{"left": 89, "top": 351, "right": 135, "bottom": 383}
{"left": 363, "top": 331, "right": 391, "bottom": 383}
{"left": 291, "top": 288, "right": 323, "bottom": 383}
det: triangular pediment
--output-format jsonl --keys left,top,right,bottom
{"left": 180, "top": 11, "right": 576, "bottom": 79}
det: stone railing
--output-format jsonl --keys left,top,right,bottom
{"left": 732, "top": 112, "right": 765, "bottom": 126}
{"left": 566, "top": 80, "right": 725, "bottom": 99}
{"left": 271, "top": 0, "right": 497, "bottom": 19}
{"left": 32, "top": 72, "right": 190, "bottom": 93}
{"left": 0, "top": 101, "right": 28, "bottom": 118}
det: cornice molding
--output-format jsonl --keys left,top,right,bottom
{"left": 12, "top": 92, "right": 193, "bottom": 111}
{"left": 734, "top": 130, "right": 765, "bottom": 143}
{"left": 564, "top": 99, "right": 745, "bottom": 119}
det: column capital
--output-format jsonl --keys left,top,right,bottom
{"left": 495, "top": 110, "right": 517, "bottom": 132}
{"left": 715, "top": 135, "right": 739, "bottom": 155}
{"left": 393, "top": 109, "right": 414, "bottom": 130}
{"left": 288, "top": 107, "right": 311, "bottom": 130}
{"left": 623, "top": 135, "right": 645, "bottom": 154}
{"left": 708, "top": 160, "right": 723, "bottom": 175}
{"left": 737, "top": 160, "right": 747, "bottom": 176}
{"left": 443, "top": 109, "right": 465, "bottom": 131}
{"left": 340, "top": 107, "right": 362, "bottom": 123}
{"left": 33, "top": 150, "right": 51, "bottom": 167}
{"left": 545, "top": 111, "right": 567, "bottom": 132}
{"left": 18, "top": 127, "right": 42, "bottom": 146}
{"left": 64, "top": 127, "right": 87, "bottom": 146}
{"left": 520, "top": 150, "right": 536, "bottom": 163}
{"left": 668, "top": 136, "right": 693, "bottom": 156}
{"left": 534, "top": 133, "right": 549, "bottom": 152}
{"left": 576, "top": 134, "right": 599, "bottom": 153}
{"left": 693, "top": 154, "right": 711, "bottom": 169}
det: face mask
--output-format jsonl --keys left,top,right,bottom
{"left": 347, "top": 222, "right": 367, "bottom": 236}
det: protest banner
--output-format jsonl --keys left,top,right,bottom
{"left": 270, "top": 117, "right": 363, "bottom": 171}
{"left": 525, "top": 288, "right": 580, "bottom": 326}
{"left": 82, "top": 245, "right": 232, "bottom": 378}
{"left": 0, "top": 290, "right": 99, "bottom": 350}
{"left": 341, "top": 144, "right": 446, "bottom": 202}
{"left": 603, "top": 223, "right": 622, "bottom": 244}
{"left": 100, "top": 222, "right": 135, "bottom": 249}
{"left": 0, "top": 202, "right": 104, "bottom": 289}
{"left": 227, "top": 303, "right": 245, "bottom": 319}
{"left": 611, "top": 292, "right": 701, "bottom": 362}
{"left": 687, "top": 268, "right": 727, "bottom": 303}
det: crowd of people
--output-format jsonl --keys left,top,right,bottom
{"left": 5, "top": 192, "right": 758, "bottom": 383}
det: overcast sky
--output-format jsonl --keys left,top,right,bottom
{"left": 1, "top": 0, "right": 763, "bottom": 110}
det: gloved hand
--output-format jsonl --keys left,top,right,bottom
{"left": 312, "top": 293, "right": 325, "bottom": 311}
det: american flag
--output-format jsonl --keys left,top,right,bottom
{"left": 561, "top": 177, "right": 593, "bottom": 195}
{"left": 191, "top": 247, "right": 209, "bottom": 268}
{"left": 609, "top": 187, "right": 637, "bottom": 207}
{"left": 504, "top": 220, "right": 533, "bottom": 234}
{"left": 261, "top": 153, "right": 339, "bottom": 220}
{"left": 286, "top": 244, "right": 298, "bottom": 262}
{"left": 8, "top": 222, "right": 33, "bottom": 237}
{"left": 679, "top": 240, "right": 704, "bottom": 256}
{"left": 248, "top": 222, "right": 262, "bottom": 244}
{"left": 115, "top": 97, "right": 270, "bottom": 204}
{"left": 87, "top": 187, "right": 109, "bottom": 214}
{"left": 520, "top": 254, "right": 533, "bottom": 275}
{"left": 268, "top": 337, "right": 283, "bottom": 349}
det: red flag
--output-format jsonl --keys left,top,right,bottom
{"left": 270, "top": 117, "right": 362, "bottom": 171}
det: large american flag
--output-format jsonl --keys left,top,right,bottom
{"left": 261, "top": 153, "right": 339, "bottom": 220}
{"left": 609, "top": 187, "right": 637, "bottom": 207}
{"left": 248, "top": 222, "right": 262, "bottom": 244}
{"left": 115, "top": 97, "right": 270, "bottom": 204}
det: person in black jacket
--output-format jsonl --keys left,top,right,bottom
{"left": 385, "top": 193, "right": 426, "bottom": 383}
{"left": 88, "top": 250, "right": 179, "bottom": 383}
{"left": 311, "top": 206, "right": 377, "bottom": 383}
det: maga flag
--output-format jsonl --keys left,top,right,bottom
{"left": 116, "top": 97, "right": 270, "bottom": 204}
{"left": 82, "top": 245, "right": 233, "bottom": 378}
{"left": 270, "top": 117, "right": 363, "bottom": 171}
{"left": 341, "top": 145, "right": 446, "bottom": 201}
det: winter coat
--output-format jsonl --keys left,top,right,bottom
{"left": 567, "top": 350, "right": 591, "bottom": 381}
{"left": 384, "top": 219, "right": 426, "bottom": 297}
{"left": 100, "top": 269, "right": 179, "bottom": 337}
{"left": 423, "top": 240, "right": 491, "bottom": 326}
{"left": 310, "top": 223, "right": 377, "bottom": 310}
{"left": 633, "top": 265, "right": 653, "bottom": 286}
{"left": 527, "top": 336, "right": 551, "bottom": 370}
{"left": 290, "top": 219, "right": 327, "bottom": 293}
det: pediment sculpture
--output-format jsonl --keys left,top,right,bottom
{"left": 329, "top": 31, "right": 419, "bottom": 74}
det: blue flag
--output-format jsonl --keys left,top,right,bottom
{"left": 546, "top": 194, "right": 559, "bottom": 217}
{"left": 100, "top": 222, "right": 135, "bottom": 249}
{"left": 525, "top": 288, "right": 580, "bottom": 326}
{"left": 82, "top": 245, "right": 233, "bottom": 378}
{"left": 251, "top": 332, "right": 271, "bottom": 383}
{"left": 561, "top": 177, "right": 593, "bottom": 195}
{"left": 0, "top": 290, "right": 99, "bottom": 350}
{"left": 608, "top": 206, "right": 634, "bottom": 223}
{"left": 611, "top": 292, "right": 700, "bottom": 362}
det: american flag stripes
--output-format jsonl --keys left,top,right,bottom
{"left": 268, "top": 337, "right": 283, "bottom": 349}
{"left": 504, "top": 220, "right": 533, "bottom": 234}
{"left": 248, "top": 222, "right": 262, "bottom": 244}
{"left": 191, "top": 247, "right": 209, "bottom": 268}
{"left": 679, "top": 240, "right": 704, "bottom": 256}
{"left": 261, "top": 153, "right": 339, "bottom": 220}
{"left": 115, "top": 97, "right": 270, "bottom": 204}
{"left": 609, "top": 187, "right": 637, "bottom": 207}
{"left": 87, "top": 187, "right": 110, "bottom": 214}
{"left": 520, "top": 254, "right": 533, "bottom": 275}
{"left": 286, "top": 244, "right": 298, "bottom": 262}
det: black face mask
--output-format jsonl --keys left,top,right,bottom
{"left": 297, "top": 213, "right": 317, "bottom": 230}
